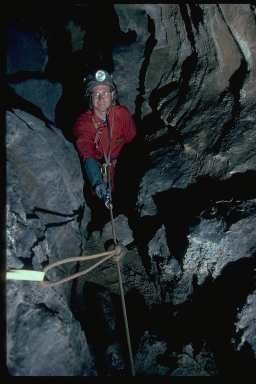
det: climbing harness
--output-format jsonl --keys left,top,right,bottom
{"left": 91, "top": 112, "right": 114, "bottom": 196}
{"left": 6, "top": 111, "right": 136, "bottom": 376}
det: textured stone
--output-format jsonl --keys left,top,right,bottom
{"left": 6, "top": 281, "right": 96, "bottom": 376}
{"left": 113, "top": 4, "right": 150, "bottom": 114}
{"left": 101, "top": 214, "right": 134, "bottom": 246}
{"left": 235, "top": 292, "right": 256, "bottom": 356}
{"left": 171, "top": 344, "right": 217, "bottom": 376}
{"left": 6, "top": 109, "right": 92, "bottom": 375}
{"left": 5, "top": 3, "right": 256, "bottom": 376}
{"left": 10, "top": 79, "right": 62, "bottom": 122}
{"left": 135, "top": 331, "right": 171, "bottom": 375}
{"left": 171, "top": 212, "right": 256, "bottom": 305}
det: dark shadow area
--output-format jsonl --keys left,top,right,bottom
{"left": 43, "top": 14, "right": 87, "bottom": 141}
{"left": 189, "top": 3, "right": 205, "bottom": 32}
{"left": 113, "top": 123, "right": 155, "bottom": 273}
{"left": 7, "top": 71, "right": 48, "bottom": 83}
{"left": 149, "top": 81, "right": 179, "bottom": 112}
{"left": 168, "top": 257, "right": 256, "bottom": 377}
{"left": 114, "top": 128, "right": 151, "bottom": 215}
{"left": 131, "top": 215, "right": 163, "bottom": 276}
{"left": 122, "top": 257, "right": 256, "bottom": 376}
{"left": 71, "top": 282, "right": 111, "bottom": 375}
{"left": 125, "top": 287, "right": 163, "bottom": 351}
{"left": 180, "top": 4, "right": 196, "bottom": 49}
{"left": 154, "top": 171, "right": 256, "bottom": 263}
{"left": 140, "top": 109, "right": 184, "bottom": 152}
{"left": 135, "top": 14, "right": 157, "bottom": 120}
{"left": 1, "top": 17, "right": 9, "bottom": 376}
{"left": 83, "top": 183, "right": 110, "bottom": 235}
{"left": 71, "top": 280, "right": 168, "bottom": 375}
{"left": 167, "top": 51, "right": 198, "bottom": 126}
{"left": 71, "top": 281, "right": 131, "bottom": 376}
{"left": 147, "top": 50, "right": 198, "bottom": 130}
{"left": 212, "top": 56, "right": 248, "bottom": 154}
{"left": 82, "top": 4, "right": 136, "bottom": 74}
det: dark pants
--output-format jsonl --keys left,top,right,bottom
{"left": 84, "top": 183, "right": 117, "bottom": 234}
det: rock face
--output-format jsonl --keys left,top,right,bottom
{"left": 10, "top": 79, "right": 62, "bottom": 123}
{"left": 113, "top": 3, "right": 256, "bottom": 376}
{"left": 5, "top": 3, "right": 256, "bottom": 377}
{"left": 6, "top": 109, "right": 94, "bottom": 375}
{"left": 6, "top": 25, "right": 62, "bottom": 122}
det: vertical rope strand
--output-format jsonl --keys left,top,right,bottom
{"left": 116, "top": 259, "right": 135, "bottom": 376}
{"left": 105, "top": 112, "right": 135, "bottom": 375}
{"left": 110, "top": 205, "right": 118, "bottom": 245}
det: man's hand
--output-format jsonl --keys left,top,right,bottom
{"left": 95, "top": 182, "right": 107, "bottom": 200}
{"left": 95, "top": 183, "right": 112, "bottom": 209}
{"left": 104, "top": 189, "right": 112, "bottom": 209}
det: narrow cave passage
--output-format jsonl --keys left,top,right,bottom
{"left": 5, "top": 3, "right": 256, "bottom": 377}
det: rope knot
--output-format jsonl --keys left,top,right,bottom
{"left": 113, "top": 244, "right": 127, "bottom": 263}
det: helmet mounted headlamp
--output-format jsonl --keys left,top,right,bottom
{"left": 84, "top": 69, "right": 116, "bottom": 97}
{"left": 95, "top": 70, "right": 106, "bottom": 82}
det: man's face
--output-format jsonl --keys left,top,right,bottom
{"left": 91, "top": 84, "right": 113, "bottom": 114}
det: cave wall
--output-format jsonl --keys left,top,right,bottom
{"left": 115, "top": 4, "right": 256, "bottom": 373}
{"left": 6, "top": 110, "right": 95, "bottom": 375}
{"left": 5, "top": 3, "right": 256, "bottom": 377}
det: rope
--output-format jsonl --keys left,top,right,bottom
{"left": 109, "top": 204, "right": 118, "bottom": 245}
{"left": 41, "top": 111, "right": 136, "bottom": 375}
{"left": 41, "top": 250, "right": 115, "bottom": 288}
{"left": 116, "top": 258, "right": 136, "bottom": 376}
{"left": 103, "top": 122, "right": 135, "bottom": 375}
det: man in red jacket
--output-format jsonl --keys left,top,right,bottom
{"left": 73, "top": 69, "right": 137, "bottom": 233}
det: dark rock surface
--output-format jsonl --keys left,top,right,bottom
{"left": 10, "top": 79, "right": 62, "bottom": 123}
{"left": 6, "top": 109, "right": 94, "bottom": 375}
{"left": 6, "top": 281, "right": 96, "bottom": 376}
{"left": 6, "top": 24, "right": 62, "bottom": 123}
{"left": 6, "top": 25, "right": 48, "bottom": 75}
{"left": 5, "top": 3, "right": 256, "bottom": 377}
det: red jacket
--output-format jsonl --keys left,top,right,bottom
{"left": 73, "top": 105, "right": 136, "bottom": 162}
